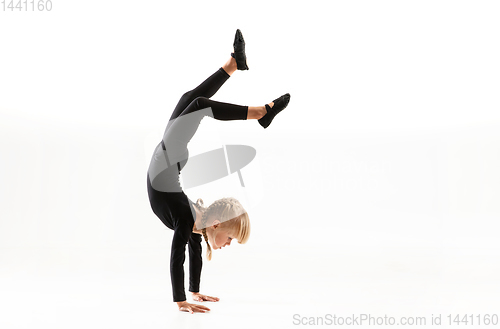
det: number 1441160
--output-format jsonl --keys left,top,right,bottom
{"left": 1, "top": 0, "right": 52, "bottom": 11}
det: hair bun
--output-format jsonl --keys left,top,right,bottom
{"left": 196, "top": 198, "right": 204, "bottom": 208}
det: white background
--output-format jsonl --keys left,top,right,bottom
{"left": 1, "top": 1, "right": 500, "bottom": 328}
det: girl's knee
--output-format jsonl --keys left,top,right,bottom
{"left": 193, "top": 96, "right": 209, "bottom": 110}
{"left": 179, "top": 90, "right": 194, "bottom": 104}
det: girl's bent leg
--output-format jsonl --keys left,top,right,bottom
{"left": 170, "top": 67, "right": 231, "bottom": 121}
{"left": 181, "top": 97, "right": 270, "bottom": 121}
{"left": 182, "top": 97, "right": 248, "bottom": 121}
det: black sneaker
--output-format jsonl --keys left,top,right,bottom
{"left": 231, "top": 29, "right": 249, "bottom": 70}
{"left": 258, "top": 93, "right": 291, "bottom": 128}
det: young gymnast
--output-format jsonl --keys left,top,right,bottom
{"left": 146, "top": 29, "right": 291, "bottom": 314}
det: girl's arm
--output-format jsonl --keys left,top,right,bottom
{"left": 188, "top": 232, "right": 202, "bottom": 294}
{"left": 170, "top": 229, "right": 190, "bottom": 303}
{"left": 182, "top": 233, "right": 220, "bottom": 313}
{"left": 170, "top": 227, "right": 218, "bottom": 313}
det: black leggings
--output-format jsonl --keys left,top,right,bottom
{"left": 169, "top": 67, "right": 248, "bottom": 122}
{"left": 147, "top": 67, "right": 248, "bottom": 194}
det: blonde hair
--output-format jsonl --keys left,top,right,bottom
{"left": 194, "top": 197, "right": 250, "bottom": 261}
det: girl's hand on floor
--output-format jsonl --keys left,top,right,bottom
{"left": 191, "top": 292, "right": 220, "bottom": 302}
{"left": 176, "top": 301, "right": 211, "bottom": 314}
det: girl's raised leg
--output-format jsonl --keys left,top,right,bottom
{"left": 170, "top": 67, "right": 232, "bottom": 121}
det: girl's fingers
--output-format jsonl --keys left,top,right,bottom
{"left": 181, "top": 305, "right": 210, "bottom": 314}
{"left": 199, "top": 295, "right": 219, "bottom": 302}
{"left": 180, "top": 305, "right": 209, "bottom": 313}
{"left": 196, "top": 305, "right": 211, "bottom": 311}
{"left": 181, "top": 307, "right": 193, "bottom": 313}
{"left": 193, "top": 293, "right": 220, "bottom": 302}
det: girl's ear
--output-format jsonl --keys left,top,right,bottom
{"left": 212, "top": 219, "right": 221, "bottom": 229}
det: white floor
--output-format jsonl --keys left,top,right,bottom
{"left": 1, "top": 242, "right": 499, "bottom": 329}
{"left": 1, "top": 120, "right": 500, "bottom": 329}
{"left": 1, "top": 124, "right": 500, "bottom": 329}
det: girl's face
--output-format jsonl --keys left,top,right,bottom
{"left": 209, "top": 223, "right": 235, "bottom": 250}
